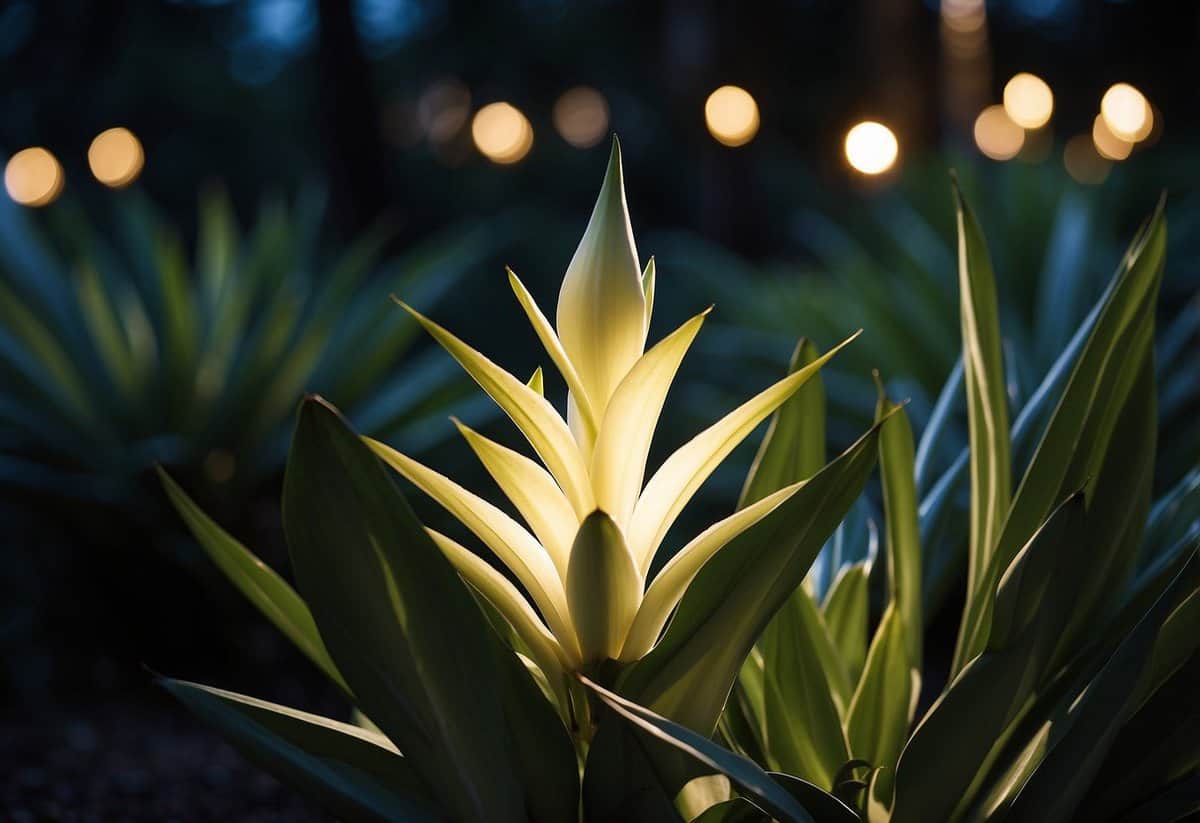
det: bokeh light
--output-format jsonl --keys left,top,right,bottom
{"left": 844, "top": 121, "right": 898, "bottom": 175}
{"left": 87, "top": 127, "right": 145, "bottom": 188}
{"left": 974, "top": 104, "right": 1025, "bottom": 161}
{"left": 418, "top": 79, "right": 472, "bottom": 144}
{"left": 471, "top": 102, "right": 533, "bottom": 164}
{"left": 1064, "top": 134, "right": 1111, "bottom": 184}
{"left": 941, "top": 0, "right": 985, "bottom": 34}
{"left": 704, "top": 85, "right": 760, "bottom": 147}
{"left": 4, "top": 147, "right": 64, "bottom": 207}
{"left": 1092, "top": 114, "right": 1132, "bottom": 161}
{"left": 1003, "top": 73, "right": 1053, "bottom": 129}
{"left": 553, "top": 86, "right": 610, "bottom": 149}
{"left": 1101, "top": 83, "right": 1151, "bottom": 142}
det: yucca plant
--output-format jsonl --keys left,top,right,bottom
{"left": 154, "top": 147, "right": 1196, "bottom": 821}
{"left": 718, "top": 184, "right": 1200, "bottom": 822}
{"left": 0, "top": 187, "right": 496, "bottom": 509}
{"left": 158, "top": 140, "right": 892, "bottom": 821}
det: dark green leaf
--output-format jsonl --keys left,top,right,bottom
{"left": 620, "top": 420, "right": 883, "bottom": 735}
{"left": 583, "top": 676, "right": 819, "bottom": 823}
{"left": 283, "top": 396, "right": 575, "bottom": 823}
{"left": 769, "top": 773, "right": 864, "bottom": 823}
{"left": 162, "top": 678, "right": 441, "bottom": 822}
{"left": 891, "top": 496, "right": 1087, "bottom": 823}
{"left": 739, "top": 338, "right": 826, "bottom": 508}
{"left": 760, "top": 587, "right": 851, "bottom": 787}
{"left": 822, "top": 563, "right": 869, "bottom": 683}
{"left": 953, "top": 203, "right": 1166, "bottom": 672}
{"left": 846, "top": 606, "right": 916, "bottom": 780}
{"left": 950, "top": 179, "right": 1012, "bottom": 678}
{"left": 158, "top": 467, "right": 346, "bottom": 693}
{"left": 874, "top": 379, "right": 922, "bottom": 667}
{"left": 1003, "top": 552, "right": 1199, "bottom": 822}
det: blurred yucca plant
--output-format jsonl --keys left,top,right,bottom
{"left": 0, "top": 187, "right": 496, "bottom": 508}
{"left": 719, "top": 186, "right": 1200, "bottom": 822}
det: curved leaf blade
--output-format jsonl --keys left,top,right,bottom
{"left": 162, "top": 678, "right": 441, "bottom": 822}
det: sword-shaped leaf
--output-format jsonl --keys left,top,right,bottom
{"left": 284, "top": 397, "right": 576, "bottom": 823}
{"left": 162, "top": 678, "right": 440, "bottom": 822}
{"left": 620, "top": 418, "right": 884, "bottom": 735}
{"left": 627, "top": 332, "right": 860, "bottom": 573}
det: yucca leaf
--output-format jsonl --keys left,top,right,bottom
{"left": 582, "top": 676, "right": 819, "bottom": 823}
{"left": 642, "top": 257, "right": 656, "bottom": 332}
{"left": 396, "top": 299, "right": 595, "bottom": 517}
{"left": 452, "top": 418, "right": 578, "bottom": 579}
{"left": 623, "top": 481, "right": 804, "bottom": 661}
{"left": 162, "top": 678, "right": 441, "bottom": 822}
{"left": 283, "top": 396, "right": 574, "bottom": 823}
{"left": 891, "top": 495, "right": 1086, "bottom": 823}
{"left": 627, "top": 331, "right": 859, "bottom": 573}
{"left": 157, "top": 227, "right": 200, "bottom": 403}
{"left": 822, "top": 563, "right": 869, "bottom": 682}
{"left": 1074, "top": 654, "right": 1200, "bottom": 821}
{"left": 951, "top": 180, "right": 1012, "bottom": 674}
{"left": 74, "top": 263, "right": 138, "bottom": 400}
{"left": 1002, "top": 552, "right": 1199, "bottom": 822}
{"left": 556, "top": 138, "right": 648, "bottom": 420}
{"left": 738, "top": 338, "right": 827, "bottom": 509}
{"left": 366, "top": 437, "right": 575, "bottom": 651}
{"left": 919, "top": 250, "right": 1117, "bottom": 617}
{"left": 720, "top": 664, "right": 769, "bottom": 766}
{"left": 759, "top": 586, "right": 852, "bottom": 787}
{"left": 769, "top": 773, "right": 866, "bottom": 823}
{"left": 157, "top": 467, "right": 347, "bottom": 693}
{"left": 845, "top": 605, "right": 916, "bottom": 797}
{"left": 424, "top": 528, "right": 573, "bottom": 682}
{"left": 197, "top": 185, "right": 238, "bottom": 311}
{"left": 566, "top": 511, "right": 642, "bottom": 664}
{"left": 953, "top": 202, "right": 1166, "bottom": 673}
{"left": 591, "top": 309, "right": 709, "bottom": 528}
{"left": 734, "top": 336, "right": 852, "bottom": 787}
{"left": 874, "top": 378, "right": 922, "bottom": 666}
{"left": 619, "top": 417, "right": 883, "bottom": 735}
{"left": 1052, "top": 341, "right": 1157, "bottom": 660}
{"left": 507, "top": 267, "right": 599, "bottom": 438}
{"left": 0, "top": 279, "right": 92, "bottom": 421}
{"left": 527, "top": 366, "right": 545, "bottom": 395}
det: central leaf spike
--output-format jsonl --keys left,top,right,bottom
{"left": 556, "top": 137, "right": 647, "bottom": 429}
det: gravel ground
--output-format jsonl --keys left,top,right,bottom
{"left": 1, "top": 696, "right": 328, "bottom": 821}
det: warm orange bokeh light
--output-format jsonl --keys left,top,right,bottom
{"left": 88, "top": 127, "right": 145, "bottom": 188}
{"left": 471, "top": 102, "right": 533, "bottom": 164}
{"left": 5, "top": 147, "right": 64, "bottom": 207}
{"left": 1100, "top": 83, "right": 1152, "bottom": 142}
{"left": 704, "top": 86, "right": 760, "bottom": 147}
{"left": 974, "top": 105, "right": 1025, "bottom": 161}
{"left": 844, "top": 121, "right": 899, "bottom": 175}
{"left": 1003, "top": 73, "right": 1053, "bottom": 129}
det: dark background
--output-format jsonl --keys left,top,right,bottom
{"left": 3, "top": 0, "right": 1197, "bottom": 249}
{"left": 1, "top": 1, "right": 1197, "bottom": 818}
